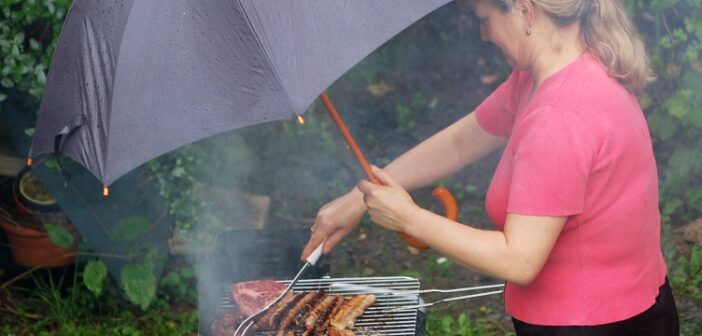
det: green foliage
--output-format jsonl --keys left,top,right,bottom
{"left": 147, "top": 146, "right": 204, "bottom": 239}
{"left": 672, "top": 245, "right": 702, "bottom": 301}
{"left": 0, "top": 0, "right": 70, "bottom": 106}
{"left": 83, "top": 259, "right": 108, "bottom": 296}
{"left": 426, "top": 312, "right": 513, "bottom": 336}
{"left": 121, "top": 262, "right": 157, "bottom": 310}
{"left": 44, "top": 222, "right": 73, "bottom": 248}
{"left": 626, "top": 0, "right": 702, "bottom": 222}
{"left": 159, "top": 265, "right": 197, "bottom": 303}
{"left": 670, "top": 245, "right": 702, "bottom": 335}
{"left": 6, "top": 269, "right": 198, "bottom": 335}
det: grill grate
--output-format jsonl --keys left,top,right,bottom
{"left": 219, "top": 276, "right": 421, "bottom": 335}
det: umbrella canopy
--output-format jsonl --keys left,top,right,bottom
{"left": 29, "top": 0, "right": 451, "bottom": 187}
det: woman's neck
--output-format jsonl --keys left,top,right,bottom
{"left": 529, "top": 24, "right": 586, "bottom": 92}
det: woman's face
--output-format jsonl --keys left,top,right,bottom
{"left": 473, "top": 0, "right": 531, "bottom": 69}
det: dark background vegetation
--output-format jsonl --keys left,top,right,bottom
{"left": 1, "top": 0, "right": 701, "bottom": 335}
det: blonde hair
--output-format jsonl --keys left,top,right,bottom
{"left": 468, "top": 0, "right": 654, "bottom": 91}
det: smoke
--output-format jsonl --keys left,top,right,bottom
{"left": 188, "top": 2, "right": 509, "bottom": 333}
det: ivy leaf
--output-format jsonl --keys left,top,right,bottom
{"left": 12, "top": 32, "right": 24, "bottom": 44}
{"left": 1, "top": 78, "right": 14, "bottom": 88}
{"left": 662, "top": 198, "right": 683, "bottom": 218}
{"left": 83, "top": 260, "right": 108, "bottom": 296}
{"left": 666, "top": 89, "right": 692, "bottom": 118}
{"left": 111, "top": 216, "right": 151, "bottom": 242}
{"left": 121, "top": 263, "right": 156, "bottom": 310}
{"left": 44, "top": 223, "right": 73, "bottom": 248}
{"left": 648, "top": 112, "right": 679, "bottom": 141}
{"left": 666, "top": 147, "right": 702, "bottom": 180}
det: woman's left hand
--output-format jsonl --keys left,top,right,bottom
{"left": 357, "top": 165, "right": 421, "bottom": 232}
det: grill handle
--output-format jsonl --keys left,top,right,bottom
{"left": 381, "top": 288, "right": 504, "bottom": 313}
{"left": 306, "top": 239, "right": 325, "bottom": 266}
{"left": 382, "top": 283, "right": 504, "bottom": 296}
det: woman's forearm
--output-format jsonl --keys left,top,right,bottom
{"left": 384, "top": 113, "right": 505, "bottom": 191}
{"left": 403, "top": 208, "right": 564, "bottom": 286}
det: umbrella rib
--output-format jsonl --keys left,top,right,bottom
{"left": 237, "top": 1, "right": 298, "bottom": 116}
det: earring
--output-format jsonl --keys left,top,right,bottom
{"left": 526, "top": 27, "right": 532, "bottom": 36}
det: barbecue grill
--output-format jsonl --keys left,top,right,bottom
{"left": 199, "top": 228, "right": 429, "bottom": 335}
{"left": 218, "top": 276, "right": 422, "bottom": 335}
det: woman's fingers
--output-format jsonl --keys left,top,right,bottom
{"left": 356, "top": 179, "right": 376, "bottom": 195}
{"left": 369, "top": 165, "right": 398, "bottom": 187}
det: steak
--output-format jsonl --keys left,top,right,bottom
{"left": 231, "top": 280, "right": 286, "bottom": 316}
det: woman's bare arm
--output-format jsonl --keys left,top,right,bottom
{"left": 384, "top": 112, "right": 506, "bottom": 191}
{"left": 358, "top": 166, "right": 565, "bottom": 285}
{"left": 301, "top": 111, "right": 505, "bottom": 259}
{"left": 403, "top": 211, "right": 565, "bottom": 285}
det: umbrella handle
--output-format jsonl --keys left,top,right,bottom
{"left": 319, "top": 92, "right": 459, "bottom": 250}
{"left": 398, "top": 186, "right": 458, "bottom": 250}
{"left": 319, "top": 92, "right": 379, "bottom": 185}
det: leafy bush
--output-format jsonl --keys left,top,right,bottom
{"left": 0, "top": 0, "right": 69, "bottom": 105}
{"left": 626, "top": 0, "right": 702, "bottom": 223}
{"left": 670, "top": 245, "right": 702, "bottom": 335}
{"left": 671, "top": 245, "right": 702, "bottom": 301}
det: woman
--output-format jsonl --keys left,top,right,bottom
{"left": 301, "top": 0, "right": 679, "bottom": 334}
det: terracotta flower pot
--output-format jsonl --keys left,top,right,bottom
{"left": 0, "top": 167, "right": 77, "bottom": 267}
{"left": 0, "top": 214, "right": 77, "bottom": 268}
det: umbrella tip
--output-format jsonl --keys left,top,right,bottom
{"left": 103, "top": 186, "right": 110, "bottom": 197}
{"left": 296, "top": 115, "right": 305, "bottom": 125}
{"left": 27, "top": 157, "right": 33, "bottom": 166}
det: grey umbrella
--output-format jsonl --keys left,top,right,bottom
{"left": 28, "top": 0, "right": 452, "bottom": 189}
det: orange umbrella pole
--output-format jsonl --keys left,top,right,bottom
{"left": 320, "top": 92, "right": 433, "bottom": 251}
{"left": 319, "top": 92, "right": 379, "bottom": 185}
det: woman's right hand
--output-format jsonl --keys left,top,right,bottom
{"left": 299, "top": 188, "right": 366, "bottom": 260}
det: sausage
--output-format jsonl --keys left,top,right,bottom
{"left": 330, "top": 294, "right": 376, "bottom": 330}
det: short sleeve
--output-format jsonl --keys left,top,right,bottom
{"left": 507, "top": 106, "right": 595, "bottom": 216}
{"left": 474, "top": 69, "right": 522, "bottom": 137}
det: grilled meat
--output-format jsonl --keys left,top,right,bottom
{"left": 303, "top": 295, "right": 339, "bottom": 332}
{"left": 330, "top": 294, "right": 377, "bottom": 330}
{"left": 315, "top": 294, "right": 346, "bottom": 335}
{"left": 328, "top": 327, "right": 355, "bottom": 336}
{"left": 255, "top": 291, "right": 294, "bottom": 329}
{"left": 216, "top": 288, "right": 380, "bottom": 336}
{"left": 276, "top": 291, "right": 325, "bottom": 336}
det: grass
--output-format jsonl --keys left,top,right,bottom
{"left": 670, "top": 244, "right": 702, "bottom": 335}
{"left": 1, "top": 266, "right": 198, "bottom": 336}
{"left": 426, "top": 312, "right": 514, "bottom": 336}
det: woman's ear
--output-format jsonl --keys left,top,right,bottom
{"left": 515, "top": 0, "right": 536, "bottom": 31}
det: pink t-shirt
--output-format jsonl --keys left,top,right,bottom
{"left": 475, "top": 53, "right": 667, "bottom": 326}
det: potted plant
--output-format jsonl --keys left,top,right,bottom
{"left": 0, "top": 167, "right": 78, "bottom": 268}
